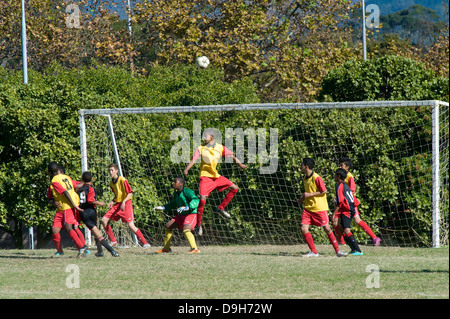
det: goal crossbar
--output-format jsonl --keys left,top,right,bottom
{"left": 79, "top": 100, "right": 446, "bottom": 116}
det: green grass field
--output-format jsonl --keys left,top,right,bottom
{"left": 0, "top": 244, "right": 448, "bottom": 302}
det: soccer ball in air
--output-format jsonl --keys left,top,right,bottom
{"left": 196, "top": 56, "right": 210, "bottom": 69}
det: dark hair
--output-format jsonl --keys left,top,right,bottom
{"left": 48, "top": 162, "right": 59, "bottom": 174}
{"left": 82, "top": 171, "right": 93, "bottom": 183}
{"left": 335, "top": 168, "right": 347, "bottom": 181}
{"left": 174, "top": 176, "right": 185, "bottom": 185}
{"left": 302, "top": 158, "right": 315, "bottom": 169}
{"left": 339, "top": 157, "right": 352, "bottom": 169}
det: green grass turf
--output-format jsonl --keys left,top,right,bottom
{"left": 0, "top": 245, "right": 448, "bottom": 300}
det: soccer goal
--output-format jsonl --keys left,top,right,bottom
{"left": 79, "top": 100, "right": 449, "bottom": 248}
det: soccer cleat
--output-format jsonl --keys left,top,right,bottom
{"left": 216, "top": 207, "right": 231, "bottom": 218}
{"left": 336, "top": 251, "right": 347, "bottom": 257}
{"left": 188, "top": 248, "right": 200, "bottom": 254}
{"left": 302, "top": 251, "right": 319, "bottom": 258}
{"left": 155, "top": 248, "right": 172, "bottom": 253}
{"left": 111, "top": 251, "right": 120, "bottom": 257}
{"left": 373, "top": 237, "right": 381, "bottom": 247}
{"left": 110, "top": 241, "right": 118, "bottom": 247}
{"left": 349, "top": 251, "right": 364, "bottom": 256}
{"left": 77, "top": 245, "right": 88, "bottom": 259}
{"left": 141, "top": 244, "right": 151, "bottom": 248}
{"left": 95, "top": 251, "right": 104, "bottom": 257}
{"left": 55, "top": 252, "right": 64, "bottom": 257}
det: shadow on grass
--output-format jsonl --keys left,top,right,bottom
{"left": 0, "top": 254, "right": 52, "bottom": 260}
{"left": 379, "top": 269, "right": 449, "bottom": 274}
{"left": 249, "top": 251, "right": 309, "bottom": 257}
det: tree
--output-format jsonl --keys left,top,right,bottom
{"left": 134, "top": 0, "right": 358, "bottom": 102}
{"left": 0, "top": 0, "right": 135, "bottom": 72}
{"left": 379, "top": 4, "right": 446, "bottom": 46}
{"left": 318, "top": 55, "right": 449, "bottom": 102}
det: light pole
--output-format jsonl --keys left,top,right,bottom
{"left": 362, "top": 0, "right": 367, "bottom": 60}
{"left": 21, "top": 0, "right": 28, "bottom": 84}
{"left": 21, "top": 0, "right": 33, "bottom": 249}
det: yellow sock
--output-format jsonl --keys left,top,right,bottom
{"left": 183, "top": 229, "right": 197, "bottom": 250}
{"left": 164, "top": 229, "right": 173, "bottom": 250}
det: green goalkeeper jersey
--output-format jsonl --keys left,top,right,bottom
{"left": 164, "top": 187, "right": 199, "bottom": 215}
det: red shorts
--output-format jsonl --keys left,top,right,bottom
{"left": 52, "top": 208, "right": 79, "bottom": 228}
{"left": 104, "top": 200, "right": 134, "bottom": 223}
{"left": 172, "top": 213, "right": 198, "bottom": 230}
{"left": 301, "top": 209, "right": 329, "bottom": 227}
{"left": 199, "top": 176, "right": 234, "bottom": 197}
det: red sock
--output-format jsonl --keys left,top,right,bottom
{"left": 52, "top": 233, "right": 62, "bottom": 253}
{"left": 327, "top": 232, "right": 340, "bottom": 253}
{"left": 334, "top": 226, "right": 345, "bottom": 244}
{"left": 197, "top": 199, "right": 206, "bottom": 227}
{"left": 104, "top": 224, "right": 117, "bottom": 242}
{"left": 68, "top": 230, "right": 84, "bottom": 249}
{"left": 358, "top": 221, "right": 376, "bottom": 239}
{"left": 75, "top": 228, "right": 86, "bottom": 246}
{"left": 135, "top": 229, "right": 148, "bottom": 245}
{"left": 303, "top": 232, "right": 317, "bottom": 254}
{"left": 218, "top": 187, "right": 238, "bottom": 210}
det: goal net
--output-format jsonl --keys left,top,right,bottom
{"left": 79, "top": 101, "right": 449, "bottom": 248}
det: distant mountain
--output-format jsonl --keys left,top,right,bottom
{"left": 364, "top": 0, "right": 448, "bottom": 20}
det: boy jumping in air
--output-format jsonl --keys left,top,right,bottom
{"left": 183, "top": 129, "right": 246, "bottom": 235}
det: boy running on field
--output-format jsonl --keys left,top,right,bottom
{"left": 333, "top": 157, "right": 381, "bottom": 246}
{"left": 102, "top": 164, "right": 150, "bottom": 248}
{"left": 76, "top": 171, "right": 119, "bottom": 257}
{"left": 47, "top": 162, "right": 88, "bottom": 258}
{"left": 297, "top": 158, "right": 346, "bottom": 257}
{"left": 334, "top": 168, "right": 363, "bottom": 256}
{"left": 154, "top": 177, "right": 200, "bottom": 253}
{"left": 183, "top": 129, "right": 246, "bottom": 235}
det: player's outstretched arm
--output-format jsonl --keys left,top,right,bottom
{"left": 183, "top": 160, "right": 195, "bottom": 176}
{"left": 232, "top": 155, "right": 246, "bottom": 170}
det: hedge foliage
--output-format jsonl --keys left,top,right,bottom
{"left": 319, "top": 55, "right": 449, "bottom": 102}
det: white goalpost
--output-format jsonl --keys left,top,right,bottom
{"left": 79, "top": 100, "right": 449, "bottom": 248}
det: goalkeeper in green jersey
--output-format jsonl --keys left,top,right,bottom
{"left": 154, "top": 177, "right": 200, "bottom": 253}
